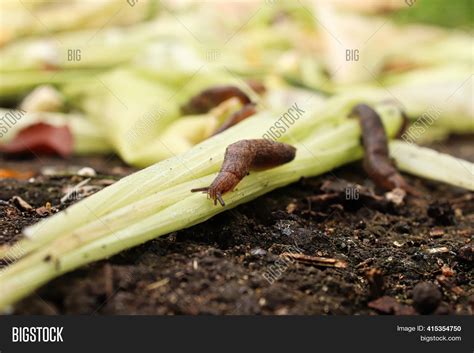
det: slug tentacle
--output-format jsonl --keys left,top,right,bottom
{"left": 191, "top": 139, "right": 296, "bottom": 206}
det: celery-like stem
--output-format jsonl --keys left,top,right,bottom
{"left": 390, "top": 140, "right": 474, "bottom": 191}
{"left": 0, "top": 106, "right": 402, "bottom": 310}
{"left": 0, "top": 99, "right": 398, "bottom": 261}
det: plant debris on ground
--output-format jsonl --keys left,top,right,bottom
{"left": 1, "top": 136, "right": 471, "bottom": 315}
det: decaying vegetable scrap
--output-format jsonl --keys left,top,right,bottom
{"left": 0, "top": 122, "right": 74, "bottom": 158}
{"left": 0, "top": 169, "right": 34, "bottom": 180}
{"left": 0, "top": 0, "right": 473, "bottom": 317}
{"left": 192, "top": 139, "right": 296, "bottom": 206}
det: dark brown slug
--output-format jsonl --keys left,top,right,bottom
{"left": 212, "top": 103, "right": 257, "bottom": 136}
{"left": 191, "top": 139, "right": 296, "bottom": 206}
{"left": 351, "top": 103, "right": 418, "bottom": 194}
{"left": 181, "top": 85, "right": 252, "bottom": 115}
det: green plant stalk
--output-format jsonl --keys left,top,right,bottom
{"left": 383, "top": 65, "right": 474, "bottom": 134}
{"left": 0, "top": 19, "right": 161, "bottom": 73}
{"left": 0, "top": 176, "right": 209, "bottom": 276}
{"left": 0, "top": 139, "right": 365, "bottom": 310}
{"left": 3, "top": 108, "right": 474, "bottom": 309}
{"left": 0, "top": 103, "right": 401, "bottom": 276}
{"left": 333, "top": 65, "right": 474, "bottom": 135}
{"left": 17, "top": 114, "right": 282, "bottom": 250}
{"left": 71, "top": 116, "right": 112, "bottom": 154}
{"left": 2, "top": 140, "right": 473, "bottom": 310}
{"left": 0, "top": 114, "right": 353, "bottom": 265}
{"left": 0, "top": 70, "right": 102, "bottom": 99}
{"left": 0, "top": 106, "right": 402, "bottom": 307}
{"left": 1, "top": 97, "right": 395, "bottom": 261}
{"left": 0, "top": 0, "right": 159, "bottom": 47}
{"left": 390, "top": 140, "right": 474, "bottom": 191}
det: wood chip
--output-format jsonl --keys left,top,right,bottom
{"left": 425, "top": 247, "right": 449, "bottom": 255}
{"left": 307, "top": 193, "right": 339, "bottom": 203}
{"left": 429, "top": 228, "right": 444, "bottom": 238}
{"left": 286, "top": 202, "right": 298, "bottom": 214}
{"left": 384, "top": 188, "right": 406, "bottom": 206}
{"left": 103, "top": 263, "right": 114, "bottom": 297}
{"left": 456, "top": 229, "right": 470, "bottom": 238}
{"left": 280, "top": 252, "right": 347, "bottom": 268}
{"left": 36, "top": 206, "right": 51, "bottom": 217}
{"left": 441, "top": 265, "right": 454, "bottom": 277}
{"left": 145, "top": 278, "right": 169, "bottom": 291}
{"left": 10, "top": 196, "right": 33, "bottom": 211}
{"left": 436, "top": 275, "right": 465, "bottom": 296}
{"left": 366, "top": 268, "right": 385, "bottom": 298}
{"left": 355, "top": 257, "right": 375, "bottom": 269}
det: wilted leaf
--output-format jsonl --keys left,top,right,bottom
{"left": 0, "top": 122, "right": 73, "bottom": 158}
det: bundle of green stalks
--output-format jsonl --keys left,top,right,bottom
{"left": 0, "top": 95, "right": 473, "bottom": 311}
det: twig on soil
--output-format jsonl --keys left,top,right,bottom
{"left": 60, "top": 178, "right": 92, "bottom": 204}
{"left": 279, "top": 252, "right": 347, "bottom": 269}
{"left": 145, "top": 278, "right": 169, "bottom": 291}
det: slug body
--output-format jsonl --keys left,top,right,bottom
{"left": 351, "top": 103, "right": 414, "bottom": 193}
{"left": 192, "top": 139, "right": 296, "bottom": 206}
{"left": 212, "top": 103, "right": 257, "bottom": 135}
{"left": 181, "top": 85, "right": 252, "bottom": 115}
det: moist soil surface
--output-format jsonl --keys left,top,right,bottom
{"left": 1, "top": 136, "right": 472, "bottom": 315}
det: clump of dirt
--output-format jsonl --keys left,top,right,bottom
{"left": 1, "top": 137, "right": 473, "bottom": 315}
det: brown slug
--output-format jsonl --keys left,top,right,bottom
{"left": 191, "top": 139, "right": 296, "bottom": 206}
{"left": 351, "top": 103, "right": 418, "bottom": 195}
{"left": 212, "top": 103, "right": 257, "bottom": 136}
{"left": 181, "top": 85, "right": 252, "bottom": 115}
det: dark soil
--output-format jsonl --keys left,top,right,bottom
{"left": 1, "top": 136, "right": 473, "bottom": 315}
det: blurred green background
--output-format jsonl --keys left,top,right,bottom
{"left": 393, "top": 0, "right": 473, "bottom": 28}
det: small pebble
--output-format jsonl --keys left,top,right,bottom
{"left": 250, "top": 248, "right": 267, "bottom": 256}
{"left": 457, "top": 244, "right": 473, "bottom": 262}
{"left": 412, "top": 282, "right": 442, "bottom": 314}
{"left": 77, "top": 167, "right": 96, "bottom": 177}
